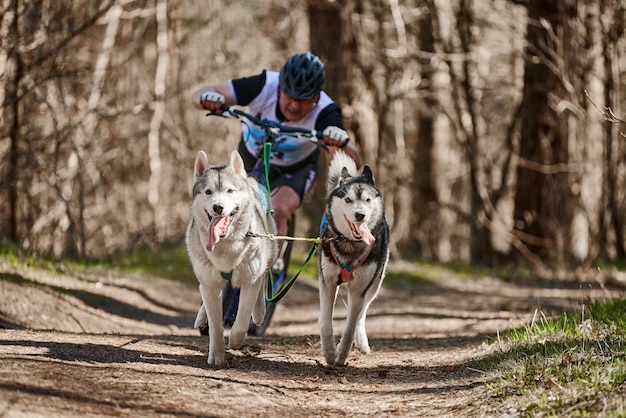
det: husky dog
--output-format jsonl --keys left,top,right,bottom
{"left": 186, "top": 150, "right": 277, "bottom": 367}
{"left": 318, "top": 151, "right": 390, "bottom": 366}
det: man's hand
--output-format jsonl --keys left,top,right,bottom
{"left": 199, "top": 91, "right": 225, "bottom": 112}
{"left": 322, "top": 126, "right": 350, "bottom": 148}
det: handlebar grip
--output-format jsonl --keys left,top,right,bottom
{"left": 205, "top": 104, "right": 240, "bottom": 119}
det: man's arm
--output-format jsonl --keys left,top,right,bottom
{"left": 192, "top": 72, "right": 267, "bottom": 111}
{"left": 191, "top": 81, "right": 234, "bottom": 111}
{"left": 316, "top": 104, "right": 363, "bottom": 168}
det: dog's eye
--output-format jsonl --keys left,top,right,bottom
{"left": 366, "top": 198, "right": 371, "bottom": 203}
{"left": 345, "top": 197, "right": 352, "bottom": 204}
{"left": 205, "top": 189, "right": 212, "bottom": 195}
{"left": 227, "top": 189, "right": 235, "bottom": 194}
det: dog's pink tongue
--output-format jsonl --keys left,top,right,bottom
{"left": 356, "top": 222, "right": 376, "bottom": 246}
{"left": 206, "top": 216, "right": 228, "bottom": 252}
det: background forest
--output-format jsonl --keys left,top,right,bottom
{"left": 2, "top": 0, "right": 625, "bottom": 277}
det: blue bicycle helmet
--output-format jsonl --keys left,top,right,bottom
{"left": 279, "top": 52, "right": 325, "bottom": 100}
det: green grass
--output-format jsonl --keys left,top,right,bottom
{"left": 96, "top": 244, "right": 195, "bottom": 283}
{"left": 2, "top": 240, "right": 444, "bottom": 289}
{"left": 288, "top": 247, "right": 320, "bottom": 279}
{"left": 476, "top": 298, "right": 626, "bottom": 417}
{"left": 382, "top": 269, "right": 438, "bottom": 290}
{"left": 0, "top": 240, "right": 195, "bottom": 283}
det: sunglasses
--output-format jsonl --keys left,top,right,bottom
{"left": 280, "top": 91, "right": 318, "bottom": 106}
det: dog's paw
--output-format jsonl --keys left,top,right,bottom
{"left": 356, "top": 344, "right": 370, "bottom": 354}
{"left": 207, "top": 353, "right": 225, "bottom": 368}
{"left": 228, "top": 331, "right": 246, "bottom": 350}
{"left": 354, "top": 335, "right": 370, "bottom": 354}
{"left": 320, "top": 333, "right": 337, "bottom": 365}
{"left": 322, "top": 348, "right": 337, "bottom": 365}
{"left": 334, "top": 354, "right": 350, "bottom": 366}
{"left": 193, "top": 305, "right": 208, "bottom": 329}
{"left": 335, "top": 341, "right": 353, "bottom": 366}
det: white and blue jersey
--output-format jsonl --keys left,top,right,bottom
{"left": 230, "top": 71, "right": 339, "bottom": 168}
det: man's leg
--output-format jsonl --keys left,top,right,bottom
{"left": 271, "top": 186, "right": 300, "bottom": 238}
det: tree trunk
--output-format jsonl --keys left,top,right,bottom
{"left": 2, "top": 0, "right": 21, "bottom": 242}
{"left": 412, "top": 1, "right": 439, "bottom": 258}
{"left": 513, "top": 0, "right": 578, "bottom": 267}
{"left": 457, "top": 0, "right": 493, "bottom": 263}
{"left": 601, "top": 0, "right": 626, "bottom": 259}
{"left": 308, "top": 1, "right": 343, "bottom": 99}
{"left": 303, "top": 0, "right": 347, "bottom": 240}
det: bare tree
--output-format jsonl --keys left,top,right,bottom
{"left": 599, "top": 0, "right": 626, "bottom": 260}
{"left": 0, "top": 0, "right": 21, "bottom": 242}
{"left": 512, "top": 1, "right": 580, "bottom": 269}
{"left": 312, "top": 0, "right": 428, "bottom": 257}
{"left": 1, "top": 1, "right": 312, "bottom": 258}
{"left": 412, "top": 1, "right": 440, "bottom": 259}
{"left": 1, "top": 1, "right": 116, "bottom": 256}
{"left": 148, "top": 0, "right": 170, "bottom": 241}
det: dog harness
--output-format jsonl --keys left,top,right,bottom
{"left": 320, "top": 213, "right": 373, "bottom": 283}
{"left": 220, "top": 184, "right": 270, "bottom": 281}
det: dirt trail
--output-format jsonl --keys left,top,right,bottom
{"left": 0, "top": 260, "right": 620, "bottom": 417}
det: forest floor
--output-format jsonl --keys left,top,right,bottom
{"left": 0, "top": 257, "right": 623, "bottom": 417}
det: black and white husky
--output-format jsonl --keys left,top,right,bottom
{"left": 318, "top": 151, "right": 390, "bottom": 366}
{"left": 186, "top": 150, "right": 277, "bottom": 367}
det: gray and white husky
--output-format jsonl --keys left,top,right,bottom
{"left": 318, "top": 151, "right": 390, "bottom": 366}
{"left": 186, "top": 150, "right": 277, "bottom": 367}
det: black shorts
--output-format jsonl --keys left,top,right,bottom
{"left": 238, "top": 141, "right": 319, "bottom": 201}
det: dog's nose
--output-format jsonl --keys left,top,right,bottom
{"left": 354, "top": 212, "right": 365, "bottom": 222}
{"left": 213, "top": 204, "right": 223, "bottom": 215}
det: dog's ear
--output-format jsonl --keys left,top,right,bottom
{"left": 340, "top": 167, "right": 352, "bottom": 185}
{"left": 194, "top": 151, "right": 209, "bottom": 179}
{"left": 229, "top": 150, "right": 247, "bottom": 178}
{"left": 361, "top": 165, "right": 375, "bottom": 185}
